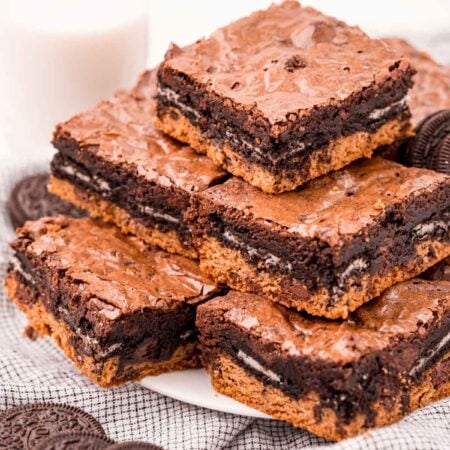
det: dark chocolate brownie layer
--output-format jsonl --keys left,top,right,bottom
{"left": 51, "top": 70, "right": 227, "bottom": 256}
{"left": 6, "top": 216, "right": 221, "bottom": 386}
{"left": 156, "top": 1, "right": 415, "bottom": 192}
{"left": 187, "top": 158, "right": 450, "bottom": 318}
{"left": 197, "top": 281, "right": 450, "bottom": 439}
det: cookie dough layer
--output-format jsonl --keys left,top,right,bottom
{"left": 156, "top": 108, "right": 411, "bottom": 194}
{"left": 6, "top": 274, "right": 199, "bottom": 387}
{"left": 49, "top": 176, "right": 197, "bottom": 259}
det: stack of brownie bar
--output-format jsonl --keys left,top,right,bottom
{"left": 5, "top": 1, "right": 450, "bottom": 442}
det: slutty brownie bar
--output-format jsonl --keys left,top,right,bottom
{"left": 384, "top": 38, "right": 450, "bottom": 125}
{"left": 50, "top": 70, "right": 227, "bottom": 259}
{"left": 156, "top": 1, "right": 415, "bottom": 193}
{"left": 5, "top": 216, "right": 221, "bottom": 387}
{"left": 187, "top": 158, "right": 450, "bottom": 319}
{"left": 197, "top": 280, "right": 450, "bottom": 440}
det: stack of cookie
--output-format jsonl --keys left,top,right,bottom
{"left": 5, "top": 1, "right": 450, "bottom": 441}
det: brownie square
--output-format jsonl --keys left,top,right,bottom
{"left": 5, "top": 216, "right": 221, "bottom": 387}
{"left": 187, "top": 158, "right": 450, "bottom": 319}
{"left": 197, "top": 280, "right": 450, "bottom": 440}
{"left": 156, "top": 1, "right": 415, "bottom": 193}
{"left": 50, "top": 69, "right": 227, "bottom": 259}
{"left": 384, "top": 38, "right": 450, "bottom": 125}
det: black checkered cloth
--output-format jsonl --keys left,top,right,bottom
{"left": 0, "top": 157, "right": 448, "bottom": 450}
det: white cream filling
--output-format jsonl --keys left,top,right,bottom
{"left": 237, "top": 350, "right": 281, "bottom": 383}
{"left": 159, "top": 86, "right": 200, "bottom": 119}
{"left": 413, "top": 220, "right": 448, "bottom": 241}
{"left": 368, "top": 96, "right": 408, "bottom": 120}
{"left": 59, "top": 163, "right": 111, "bottom": 192}
{"left": 409, "top": 331, "right": 450, "bottom": 378}
{"left": 338, "top": 258, "right": 368, "bottom": 287}
{"left": 10, "top": 255, "right": 34, "bottom": 284}
{"left": 223, "top": 230, "right": 293, "bottom": 272}
{"left": 137, "top": 205, "right": 180, "bottom": 225}
{"left": 179, "top": 329, "right": 195, "bottom": 340}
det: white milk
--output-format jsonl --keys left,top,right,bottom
{"left": 0, "top": 0, "right": 148, "bottom": 161}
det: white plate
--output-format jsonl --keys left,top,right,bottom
{"left": 140, "top": 368, "right": 271, "bottom": 419}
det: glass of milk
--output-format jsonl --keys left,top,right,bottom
{"left": 0, "top": 0, "right": 148, "bottom": 162}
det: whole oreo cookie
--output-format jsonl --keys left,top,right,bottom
{"left": 107, "top": 442, "right": 163, "bottom": 449}
{"left": 0, "top": 403, "right": 106, "bottom": 449}
{"left": 404, "top": 109, "right": 450, "bottom": 174}
{"left": 8, "top": 173, "right": 86, "bottom": 229}
{"left": 35, "top": 432, "right": 113, "bottom": 450}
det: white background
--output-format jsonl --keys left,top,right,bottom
{"left": 0, "top": 0, "right": 449, "bottom": 160}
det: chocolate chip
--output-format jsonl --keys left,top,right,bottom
{"left": 8, "top": 173, "right": 86, "bottom": 229}
{"left": 231, "top": 81, "right": 240, "bottom": 90}
{"left": 35, "top": 432, "right": 113, "bottom": 450}
{"left": 284, "top": 55, "right": 307, "bottom": 72}
{"left": 0, "top": 403, "right": 106, "bottom": 449}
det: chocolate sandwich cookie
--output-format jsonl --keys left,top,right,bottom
{"left": 404, "top": 110, "right": 450, "bottom": 173}
{"left": 8, "top": 173, "right": 86, "bottom": 229}
{"left": 0, "top": 403, "right": 106, "bottom": 449}
{"left": 197, "top": 279, "right": 450, "bottom": 440}
{"left": 35, "top": 432, "right": 113, "bottom": 450}
{"left": 5, "top": 216, "right": 222, "bottom": 387}
{"left": 156, "top": 1, "right": 415, "bottom": 193}
{"left": 50, "top": 69, "right": 227, "bottom": 259}
{"left": 187, "top": 157, "right": 450, "bottom": 319}
{"left": 107, "top": 443, "right": 163, "bottom": 449}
